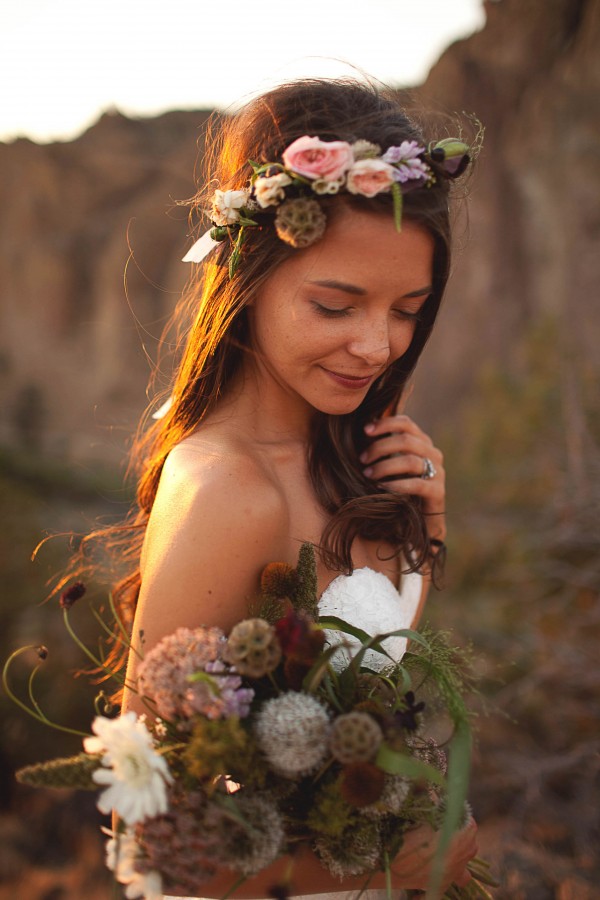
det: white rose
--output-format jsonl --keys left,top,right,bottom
{"left": 254, "top": 172, "right": 292, "bottom": 208}
{"left": 211, "top": 189, "right": 250, "bottom": 225}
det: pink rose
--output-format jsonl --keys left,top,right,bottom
{"left": 346, "top": 159, "right": 396, "bottom": 198}
{"left": 282, "top": 136, "right": 353, "bottom": 181}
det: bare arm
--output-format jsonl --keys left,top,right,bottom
{"left": 123, "top": 441, "right": 289, "bottom": 714}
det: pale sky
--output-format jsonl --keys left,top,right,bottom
{"left": 1, "top": 0, "right": 485, "bottom": 144}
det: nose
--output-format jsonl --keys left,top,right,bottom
{"left": 347, "top": 319, "right": 391, "bottom": 368}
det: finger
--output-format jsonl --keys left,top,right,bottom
{"left": 363, "top": 454, "right": 442, "bottom": 481}
{"left": 360, "top": 434, "right": 442, "bottom": 466}
{"left": 452, "top": 869, "right": 473, "bottom": 888}
{"left": 369, "top": 476, "right": 446, "bottom": 505}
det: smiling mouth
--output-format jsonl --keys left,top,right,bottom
{"left": 322, "top": 367, "right": 379, "bottom": 389}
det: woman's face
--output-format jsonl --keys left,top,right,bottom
{"left": 247, "top": 208, "right": 434, "bottom": 419}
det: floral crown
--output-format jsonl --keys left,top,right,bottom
{"left": 183, "top": 134, "right": 471, "bottom": 277}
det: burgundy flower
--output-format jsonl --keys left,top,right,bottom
{"left": 59, "top": 582, "right": 86, "bottom": 609}
{"left": 274, "top": 609, "right": 324, "bottom": 663}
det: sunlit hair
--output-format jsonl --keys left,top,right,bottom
{"left": 64, "top": 78, "right": 463, "bottom": 680}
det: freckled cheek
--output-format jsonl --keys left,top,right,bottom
{"left": 389, "top": 324, "right": 418, "bottom": 362}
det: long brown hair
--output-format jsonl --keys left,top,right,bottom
{"left": 66, "top": 78, "right": 461, "bottom": 664}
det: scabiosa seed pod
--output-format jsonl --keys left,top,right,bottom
{"left": 275, "top": 198, "right": 326, "bottom": 248}
{"left": 330, "top": 712, "right": 383, "bottom": 764}
{"left": 254, "top": 692, "right": 330, "bottom": 778}
{"left": 223, "top": 618, "right": 281, "bottom": 678}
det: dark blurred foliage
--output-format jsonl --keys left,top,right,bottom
{"left": 427, "top": 317, "right": 600, "bottom": 898}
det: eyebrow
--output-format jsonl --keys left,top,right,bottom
{"left": 307, "top": 279, "right": 432, "bottom": 299}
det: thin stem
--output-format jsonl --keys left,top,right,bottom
{"left": 221, "top": 874, "right": 247, "bottom": 899}
{"left": 2, "top": 646, "right": 90, "bottom": 738}
{"left": 63, "top": 608, "right": 105, "bottom": 669}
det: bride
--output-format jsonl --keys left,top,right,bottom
{"left": 118, "top": 77, "right": 478, "bottom": 897}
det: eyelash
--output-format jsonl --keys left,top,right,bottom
{"left": 312, "top": 303, "right": 423, "bottom": 322}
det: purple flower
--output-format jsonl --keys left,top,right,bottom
{"left": 382, "top": 141, "right": 424, "bottom": 164}
{"left": 382, "top": 141, "right": 430, "bottom": 185}
{"left": 186, "top": 660, "right": 254, "bottom": 720}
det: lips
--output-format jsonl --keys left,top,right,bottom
{"left": 322, "top": 367, "right": 379, "bottom": 390}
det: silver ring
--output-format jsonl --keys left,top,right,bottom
{"left": 421, "top": 457, "right": 437, "bottom": 480}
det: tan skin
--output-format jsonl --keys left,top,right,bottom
{"left": 123, "top": 211, "right": 477, "bottom": 897}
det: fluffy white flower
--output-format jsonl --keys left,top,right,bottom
{"left": 254, "top": 172, "right": 292, "bottom": 208}
{"left": 211, "top": 188, "right": 250, "bottom": 225}
{"left": 85, "top": 713, "right": 172, "bottom": 825}
{"left": 254, "top": 692, "right": 330, "bottom": 777}
{"left": 104, "top": 828, "right": 163, "bottom": 900}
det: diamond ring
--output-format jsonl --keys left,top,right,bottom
{"left": 421, "top": 457, "right": 437, "bottom": 480}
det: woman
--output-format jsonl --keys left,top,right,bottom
{"left": 118, "top": 78, "right": 478, "bottom": 896}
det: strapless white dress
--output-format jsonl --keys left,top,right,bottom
{"left": 164, "top": 566, "right": 422, "bottom": 900}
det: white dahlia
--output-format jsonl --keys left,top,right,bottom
{"left": 84, "top": 713, "right": 172, "bottom": 825}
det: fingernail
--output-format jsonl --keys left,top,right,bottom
{"left": 359, "top": 452, "right": 368, "bottom": 463}
{"left": 363, "top": 467, "right": 373, "bottom": 477}
{"left": 364, "top": 423, "right": 375, "bottom": 434}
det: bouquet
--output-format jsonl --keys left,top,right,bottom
{"left": 4, "top": 544, "right": 496, "bottom": 899}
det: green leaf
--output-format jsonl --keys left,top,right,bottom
{"left": 376, "top": 742, "right": 446, "bottom": 786}
{"left": 228, "top": 227, "right": 246, "bottom": 279}
{"left": 426, "top": 718, "right": 472, "bottom": 899}
{"left": 187, "top": 670, "right": 221, "bottom": 696}
{"left": 237, "top": 214, "right": 258, "bottom": 227}
{"left": 391, "top": 182, "right": 403, "bottom": 232}
{"left": 302, "top": 644, "right": 347, "bottom": 693}
{"left": 318, "top": 616, "right": 429, "bottom": 655}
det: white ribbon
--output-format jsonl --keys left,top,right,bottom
{"left": 181, "top": 229, "right": 220, "bottom": 263}
{"left": 151, "top": 397, "right": 173, "bottom": 420}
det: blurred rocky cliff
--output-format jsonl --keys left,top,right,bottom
{"left": 0, "top": 0, "right": 598, "bottom": 469}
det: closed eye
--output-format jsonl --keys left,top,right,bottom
{"left": 392, "top": 308, "right": 423, "bottom": 322}
{"left": 312, "top": 302, "right": 352, "bottom": 318}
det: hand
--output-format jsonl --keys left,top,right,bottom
{"left": 389, "top": 819, "right": 479, "bottom": 894}
{"left": 360, "top": 414, "right": 446, "bottom": 542}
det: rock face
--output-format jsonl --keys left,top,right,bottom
{"left": 0, "top": 0, "right": 598, "bottom": 464}
{"left": 411, "top": 0, "right": 599, "bottom": 423}
{"left": 0, "top": 110, "right": 209, "bottom": 464}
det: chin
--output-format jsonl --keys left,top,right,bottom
{"left": 310, "top": 396, "right": 366, "bottom": 416}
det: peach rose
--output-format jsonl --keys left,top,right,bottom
{"left": 282, "top": 136, "right": 353, "bottom": 181}
{"left": 346, "top": 159, "right": 396, "bottom": 198}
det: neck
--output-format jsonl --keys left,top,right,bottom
{"left": 217, "top": 360, "right": 316, "bottom": 448}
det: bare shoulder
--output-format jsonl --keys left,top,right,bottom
{"left": 134, "top": 433, "right": 288, "bottom": 656}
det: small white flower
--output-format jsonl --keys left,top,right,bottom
{"left": 312, "top": 175, "right": 345, "bottom": 195}
{"left": 351, "top": 139, "right": 381, "bottom": 160}
{"left": 211, "top": 188, "right": 250, "bottom": 225}
{"left": 104, "top": 828, "right": 163, "bottom": 900}
{"left": 254, "top": 172, "right": 292, "bottom": 208}
{"left": 85, "top": 713, "right": 172, "bottom": 825}
{"left": 124, "top": 869, "right": 163, "bottom": 900}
